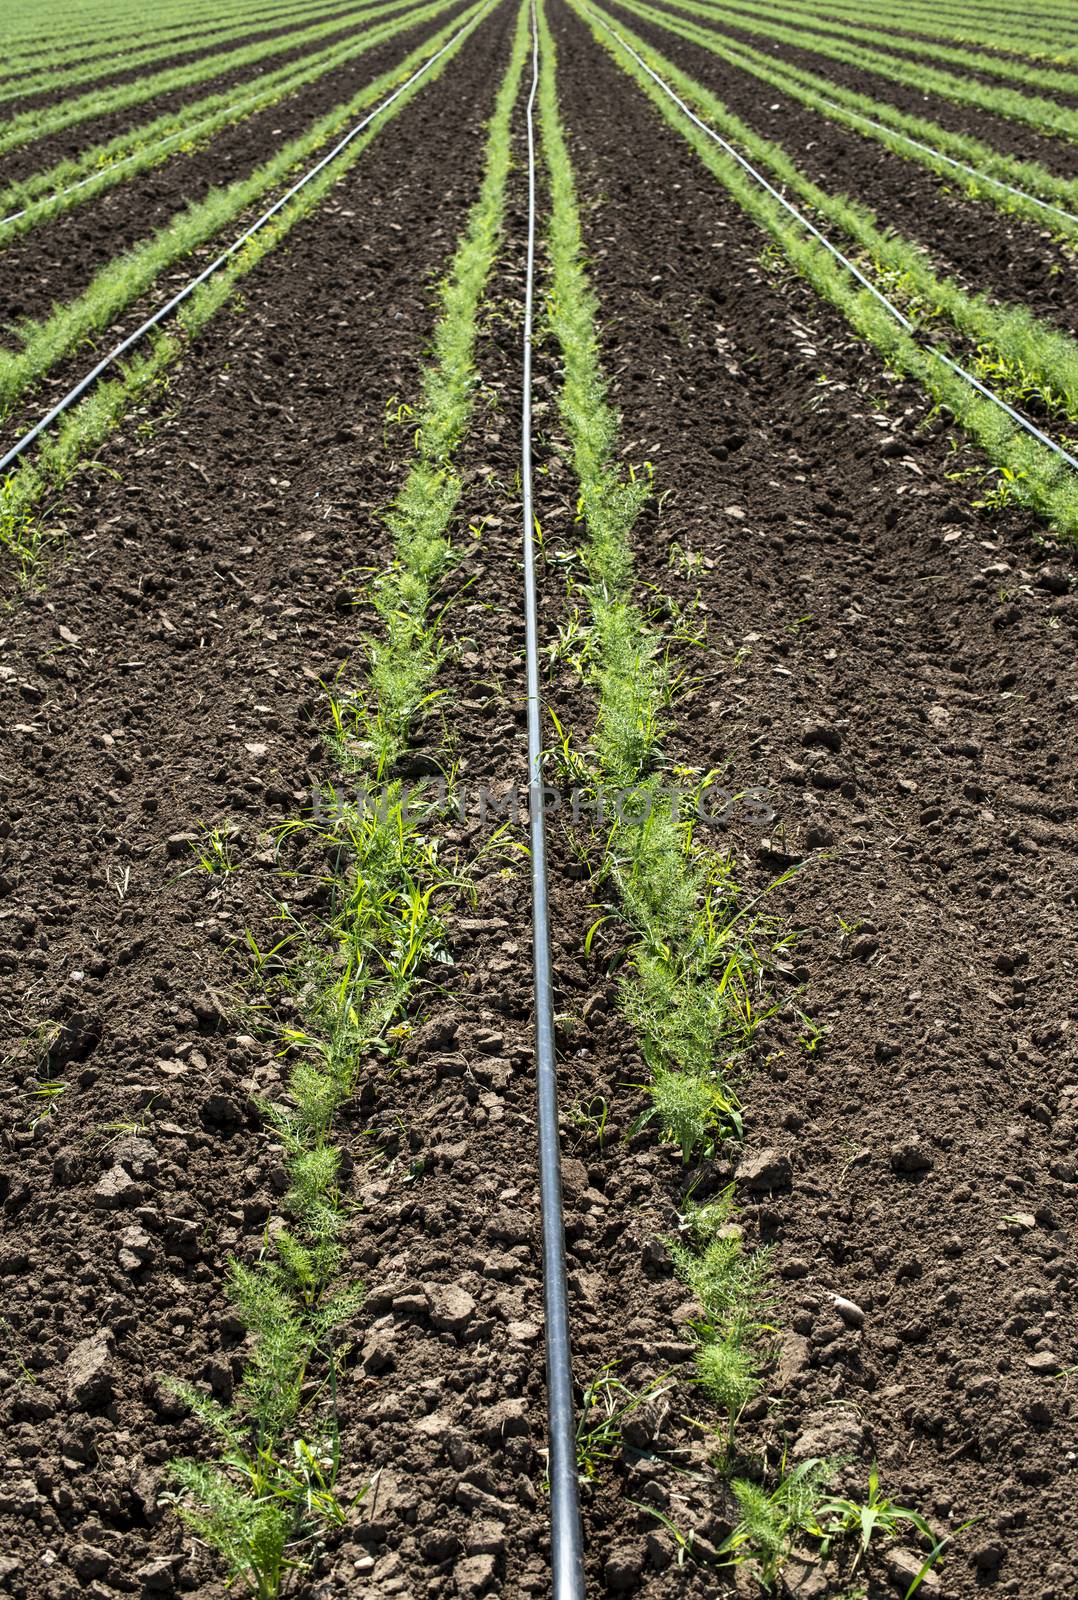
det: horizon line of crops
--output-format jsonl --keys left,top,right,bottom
{"left": 2, "top": 0, "right": 262, "bottom": 58}
{"left": 610, "top": 0, "right": 1078, "bottom": 228}
{"left": 164, "top": 17, "right": 531, "bottom": 1590}
{"left": 0, "top": 0, "right": 454, "bottom": 241}
{"left": 0, "top": 0, "right": 377, "bottom": 105}
{"left": 574, "top": 1, "right": 1078, "bottom": 540}
{"left": 0, "top": 0, "right": 427, "bottom": 160}
{"left": 678, "top": 0, "right": 1078, "bottom": 96}
{"left": 0, "top": 0, "right": 459, "bottom": 421}
{"left": 651, "top": 0, "right": 1078, "bottom": 140}
{"left": 0, "top": 0, "right": 491, "bottom": 578}
{"left": 608, "top": 0, "right": 1078, "bottom": 423}
{"left": 765, "top": 0, "right": 1078, "bottom": 67}
{"left": 0, "top": 0, "right": 367, "bottom": 82}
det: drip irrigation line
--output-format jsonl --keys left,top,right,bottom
{"left": 0, "top": 0, "right": 442, "bottom": 231}
{"left": 520, "top": 4, "right": 586, "bottom": 1596}
{"left": 0, "top": 2, "right": 488, "bottom": 479}
{"left": 1, "top": 85, "right": 292, "bottom": 231}
{"left": 815, "top": 96, "right": 1078, "bottom": 226}
{"left": 580, "top": 3, "right": 1078, "bottom": 474}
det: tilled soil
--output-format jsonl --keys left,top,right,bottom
{"left": 0, "top": 4, "right": 433, "bottom": 193}
{"left": 551, "top": 1, "right": 1078, "bottom": 1594}
{"left": 1, "top": 2, "right": 1077, "bottom": 1599}
{"left": 672, "top": 5, "right": 1078, "bottom": 177}
{"left": 0, "top": 2, "right": 374, "bottom": 116}
{"left": 0, "top": 5, "right": 526, "bottom": 1594}
{"left": 0, "top": 2, "right": 471, "bottom": 326}
{"left": 601, "top": 0, "right": 1078, "bottom": 341}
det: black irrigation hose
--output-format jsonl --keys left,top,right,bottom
{"left": 520, "top": 4, "right": 587, "bottom": 1595}
{"left": 582, "top": 2, "right": 1078, "bottom": 475}
{"left": 0, "top": 2, "right": 489, "bottom": 479}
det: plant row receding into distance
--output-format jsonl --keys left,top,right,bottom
{"left": 650, "top": 0, "right": 1078, "bottom": 138}
{"left": 0, "top": 0, "right": 491, "bottom": 575}
{"left": 166, "top": 0, "right": 978, "bottom": 1591}
{"left": 0, "top": 0, "right": 454, "bottom": 236}
{"left": 597, "top": 0, "right": 1078, "bottom": 228}
{"left": 570, "top": 0, "right": 1078, "bottom": 540}
{"left": 163, "top": 5, "right": 531, "bottom": 1591}
{"left": 598, "top": 0, "right": 1078, "bottom": 420}
{"left": 0, "top": 0, "right": 424, "bottom": 159}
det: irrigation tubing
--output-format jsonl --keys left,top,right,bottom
{"left": 816, "top": 96, "right": 1078, "bottom": 227}
{"left": 520, "top": 5, "right": 586, "bottom": 1596}
{"left": 581, "top": 3, "right": 1078, "bottom": 474}
{"left": 0, "top": 0, "right": 446, "bottom": 231}
{"left": 0, "top": 1, "right": 488, "bottom": 479}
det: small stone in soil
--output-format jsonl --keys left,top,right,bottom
{"left": 736, "top": 1147, "right": 792, "bottom": 1192}
{"left": 890, "top": 1138, "right": 934, "bottom": 1175}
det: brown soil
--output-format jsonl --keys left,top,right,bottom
{"left": 551, "top": 3, "right": 1078, "bottom": 1595}
{"left": 674, "top": 3, "right": 1078, "bottom": 178}
{"left": 0, "top": 2, "right": 374, "bottom": 116}
{"left": 1, "top": 2, "right": 1076, "bottom": 1599}
{"left": 0, "top": 4, "right": 439, "bottom": 193}
{"left": 601, "top": 0, "right": 1078, "bottom": 341}
{"left": 0, "top": 3, "right": 470, "bottom": 327}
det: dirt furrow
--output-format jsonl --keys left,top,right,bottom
{"left": 677, "top": 8, "right": 1078, "bottom": 178}
{"left": 0, "top": 8, "right": 517, "bottom": 1595}
{"left": 550, "top": 1, "right": 1078, "bottom": 1594}
{"left": 601, "top": 0, "right": 1078, "bottom": 341}
{"left": 0, "top": 2, "right": 470, "bottom": 327}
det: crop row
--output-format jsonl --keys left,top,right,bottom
{"left": 652, "top": 0, "right": 1078, "bottom": 138}
{"left": 751, "top": 0, "right": 1078, "bottom": 65}
{"left": 0, "top": 0, "right": 419, "bottom": 159}
{"left": 609, "top": 0, "right": 1078, "bottom": 229}
{"left": 0, "top": 0, "right": 376, "bottom": 105}
{"left": 0, "top": 1, "right": 453, "bottom": 237}
{"left": 0, "top": 1, "right": 489, "bottom": 573}
{"left": 607, "top": 0, "right": 1078, "bottom": 423}
{"left": 676, "top": 0, "right": 1078, "bottom": 95}
{"left": 0, "top": 0, "right": 463, "bottom": 428}
{"left": 572, "top": 1, "right": 1078, "bottom": 537}
{"left": 163, "top": 11, "right": 532, "bottom": 1587}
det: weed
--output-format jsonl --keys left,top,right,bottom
{"left": 185, "top": 822, "right": 240, "bottom": 876}
{"left": 24, "top": 1075, "right": 68, "bottom": 1129}
{"left": 576, "top": 1363, "right": 675, "bottom": 1477}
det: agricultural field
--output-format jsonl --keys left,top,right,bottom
{"left": 0, "top": 0, "right": 1076, "bottom": 1595}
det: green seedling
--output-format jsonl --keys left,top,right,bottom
{"left": 575, "top": 1363, "right": 675, "bottom": 1478}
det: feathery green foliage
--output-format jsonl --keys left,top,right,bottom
{"left": 167, "top": 24, "right": 527, "bottom": 1589}
{"left": 537, "top": 0, "right": 786, "bottom": 1161}
{"left": 667, "top": 1191, "right": 775, "bottom": 1421}
{"left": 608, "top": 0, "right": 1078, "bottom": 228}
{"left": 0, "top": 0, "right": 433, "bottom": 159}
{"left": 661, "top": 0, "right": 1078, "bottom": 136}
{"left": 329, "top": 0, "right": 532, "bottom": 772}
{"left": 596, "top": 0, "right": 1078, "bottom": 421}
{"left": 0, "top": 0, "right": 459, "bottom": 420}
{"left": 575, "top": 2, "right": 1078, "bottom": 540}
{"left": 0, "top": 2, "right": 490, "bottom": 573}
